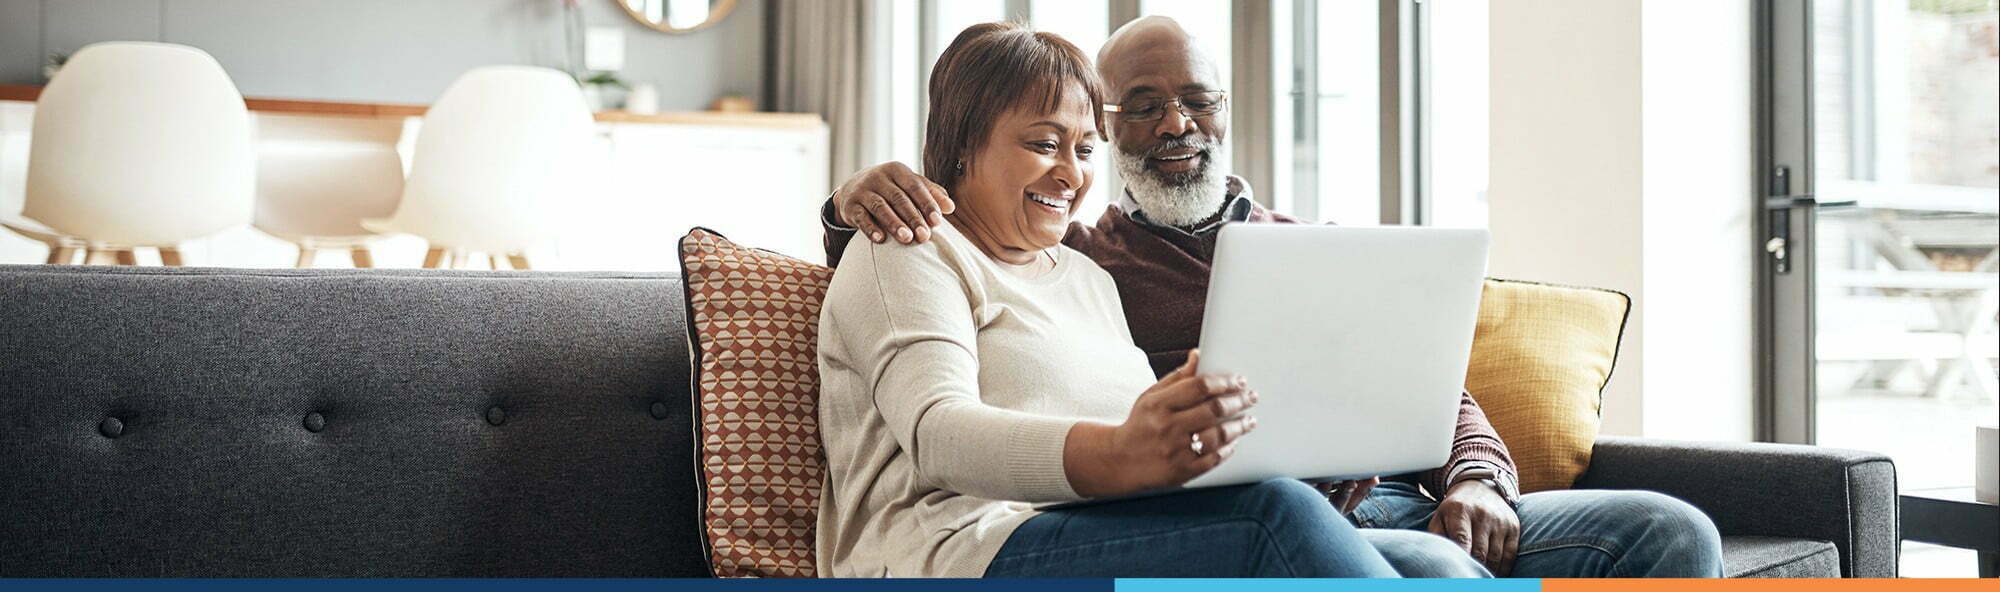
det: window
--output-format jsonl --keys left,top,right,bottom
{"left": 927, "top": 1, "right": 1006, "bottom": 68}
{"left": 1140, "top": 0, "right": 1234, "bottom": 92}
{"left": 1278, "top": 0, "right": 1381, "bottom": 225}
{"left": 1031, "top": 0, "right": 1110, "bottom": 58}
{"left": 887, "top": 0, "right": 921, "bottom": 166}
{"left": 878, "top": 1, "right": 1467, "bottom": 229}
{"left": 1426, "top": 0, "right": 1489, "bottom": 228}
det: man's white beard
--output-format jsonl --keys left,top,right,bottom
{"left": 1113, "top": 142, "right": 1231, "bottom": 227}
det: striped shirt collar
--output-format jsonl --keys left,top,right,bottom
{"left": 1116, "top": 175, "right": 1256, "bottom": 235}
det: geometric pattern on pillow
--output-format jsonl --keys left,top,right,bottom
{"left": 677, "top": 228, "right": 831, "bottom": 578}
{"left": 1464, "top": 278, "right": 1631, "bottom": 494}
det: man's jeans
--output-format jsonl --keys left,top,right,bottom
{"left": 984, "top": 479, "right": 1400, "bottom": 577}
{"left": 1351, "top": 482, "right": 1726, "bottom": 578}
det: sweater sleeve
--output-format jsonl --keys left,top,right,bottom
{"left": 1414, "top": 391, "right": 1520, "bottom": 501}
{"left": 824, "top": 238, "right": 1084, "bottom": 503}
{"left": 822, "top": 197, "right": 860, "bottom": 268}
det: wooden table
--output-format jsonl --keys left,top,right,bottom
{"left": 1817, "top": 179, "right": 1999, "bottom": 400}
{"left": 1901, "top": 487, "right": 2000, "bottom": 577}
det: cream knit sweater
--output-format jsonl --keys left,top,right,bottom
{"left": 814, "top": 222, "right": 1158, "bottom": 577}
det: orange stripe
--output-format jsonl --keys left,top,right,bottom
{"left": 1543, "top": 579, "right": 1994, "bottom": 592}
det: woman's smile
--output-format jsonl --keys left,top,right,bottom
{"left": 1026, "top": 189, "right": 1074, "bottom": 216}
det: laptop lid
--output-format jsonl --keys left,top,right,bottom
{"left": 1184, "top": 223, "right": 1489, "bottom": 488}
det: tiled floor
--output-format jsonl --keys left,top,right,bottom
{"left": 1899, "top": 542, "right": 1981, "bottom": 578}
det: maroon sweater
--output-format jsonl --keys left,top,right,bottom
{"left": 821, "top": 190, "right": 1518, "bottom": 501}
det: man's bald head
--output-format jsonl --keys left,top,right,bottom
{"left": 1097, "top": 16, "right": 1220, "bottom": 95}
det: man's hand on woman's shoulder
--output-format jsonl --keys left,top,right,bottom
{"left": 834, "top": 161, "right": 955, "bottom": 245}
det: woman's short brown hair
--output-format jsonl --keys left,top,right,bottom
{"left": 923, "top": 22, "right": 1105, "bottom": 190}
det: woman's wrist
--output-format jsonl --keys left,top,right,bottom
{"left": 1063, "top": 421, "right": 1125, "bottom": 498}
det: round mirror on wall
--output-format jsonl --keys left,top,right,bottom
{"left": 619, "top": 0, "right": 739, "bottom": 33}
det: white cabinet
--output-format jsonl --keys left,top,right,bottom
{"left": 567, "top": 119, "right": 830, "bottom": 270}
{"left": 0, "top": 100, "right": 831, "bottom": 270}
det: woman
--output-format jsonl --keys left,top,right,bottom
{"left": 815, "top": 22, "right": 1398, "bottom": 579}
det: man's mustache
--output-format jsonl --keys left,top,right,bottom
{"left": 1129, "top": 137, "right": 1220, "bottom": 161}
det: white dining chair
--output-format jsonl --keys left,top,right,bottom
{"left": 22, "top": 41, "right": 254, "bottom": 266}
{"left": 365, "top": 65, "right": 594, "bottom": 270}
{"left": 0, "top": 101, "right": 86, "bottom": 264}
{"left": 253, "top": 114, "right": 407, "bottom": 268}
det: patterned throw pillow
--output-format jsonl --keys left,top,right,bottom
{"left": 1463, "top": 278, "right": 1631, "bottom": 493}
{"left": 677, "top": 228, "right": 831, "bottom": 578}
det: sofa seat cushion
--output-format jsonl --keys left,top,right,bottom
{"left": 1722, "top": 536, "right": 1841, "bottom": 578}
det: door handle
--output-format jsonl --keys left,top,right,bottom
{"left": 1765, "top": 196, "right": 1858, "bottom": 209}
{"left": 1765, "top": 167, "right": 1856, "bottom": 274}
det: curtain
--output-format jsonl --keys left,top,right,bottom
{"left": 767, "top": 0, "right": 888, "bottom": 188}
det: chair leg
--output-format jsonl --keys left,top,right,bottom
{"left": 295, "top": 247, "right": 318, "bottom": 268}
{"left": 446, "top": 249, "right": 465, "bottom": 270}
{"left": 350, "top": 247, "right": 374, "bottom": 269}
{"left": 46, "top": 245, "right": 76, "bottom": 264}
{"left": 158, "top": 247, "right": 183, "bottom": 267}
{"left": 113, "top": 249, "right": 138, "bottom": 266}
{"left": 489, "top": 254, "right": 502, "bottom": 270}
{"left": 84, "top": 248, "right": 117, "bottom": 265}
{"left": 507, "top": 253, "right": 531, "bottom": 271}
{"left": 422, "top": 247, "right": 446, "bottom": 269}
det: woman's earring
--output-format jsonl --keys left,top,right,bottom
{"left": 955, "top": 160, "right": 965, "bottom": 174}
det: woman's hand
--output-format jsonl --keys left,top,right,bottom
{"left": 1065, "top": 350, "right": 1260, "bottom": 498}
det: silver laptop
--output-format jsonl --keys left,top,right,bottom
{"left": 1180, "top": 223, "right": 1490, "bottom": 489}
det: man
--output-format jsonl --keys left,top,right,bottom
{"left": 818, "top": 17, "right": 1722, "bottom": 579}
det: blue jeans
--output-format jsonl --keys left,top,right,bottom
{"left": 1358, "top": 528, "right": 1493, "bottom": 577}
{"left": 1351, "top": 482, "right": 1725, "bottom": 578}
{"left": 983, "top": 479, "right": 1400, "bottom": 578}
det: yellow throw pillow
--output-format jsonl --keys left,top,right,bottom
{"left": 1464, "top": 278, "right": 1631, "bottom": 493}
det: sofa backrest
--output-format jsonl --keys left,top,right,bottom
{"left": 0, "top": 266, "right": 711, "bottom": 577}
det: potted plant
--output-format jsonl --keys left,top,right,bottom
{"left": 578, "top": 71, "right": 630, "bottom": 111}
{"left": 43, "top": 51, "right": 68, "bottom": 81}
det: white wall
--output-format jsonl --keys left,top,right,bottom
{"left": 1489, "top": 0, "right": 1647, "bottom": 435}
{"left": 1638, "top": 0, "right": 1757, "bottom": 441}
{"left": 1489, "top": 0, "right": 1756, "bottom": 440}
{"left": 0, "top": 0, "right": 766, "bottom": 109}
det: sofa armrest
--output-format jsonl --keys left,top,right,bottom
{"left": 1573, "top": 436, "right": 1897, "bottom": 578}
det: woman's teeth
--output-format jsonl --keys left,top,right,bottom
{"left": 1028, "top": 193, "right": 1066, "bottom": 208}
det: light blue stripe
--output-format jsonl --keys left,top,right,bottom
{"left": 1116, "top": 579, "right": 1543, "bottom": 592}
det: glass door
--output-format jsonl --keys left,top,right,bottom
{"left": 1805, "top": 0, "right": 1998, "bottom": 577}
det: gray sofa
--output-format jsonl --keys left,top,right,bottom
{"left": 0, "top": 265, "right": 1897, "bottom": 578}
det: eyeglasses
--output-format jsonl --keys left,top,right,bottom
{"left": 1103, "top": 90, "right": 1229, "bottom": 123}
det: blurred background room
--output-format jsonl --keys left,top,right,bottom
{"left": 0, "top": 0, "right": 1993, "bottom": 577}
